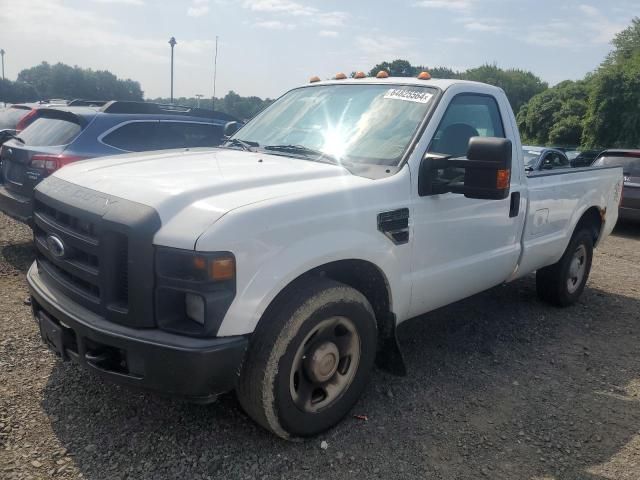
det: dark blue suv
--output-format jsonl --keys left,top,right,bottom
{"left": 0, "top": 101, "right": 237, "bottom": 223}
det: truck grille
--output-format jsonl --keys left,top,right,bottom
{"left": 33, "top": 198, "right": 129, "bottom": 316}
{"left": 33, "top": 176, "right": 161, "bottom": 328}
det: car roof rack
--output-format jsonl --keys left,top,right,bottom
{"left": 100, "top": 101, "right": 238, "bottom": 122}
{"left": 67, "top": 99, "right": 109, "bottom": 107}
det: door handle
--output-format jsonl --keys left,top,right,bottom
{"left": 509, "top": 192, "right": 520, "bottom": 218}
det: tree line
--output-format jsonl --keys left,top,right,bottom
{"left": 148, "top": 92, "right": 274, "bottom": 121}
{"left": 0, "top": 62, "right": 143, "bottom": 103}
{"left": 518, "top": 17, "right": 640, "bottom": 149}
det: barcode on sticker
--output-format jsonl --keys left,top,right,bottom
{"left": 384, "top": 89, "right": 433, "bottom": 104}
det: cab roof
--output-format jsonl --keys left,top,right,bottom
{"left": 303, "top": 77, "right": 503, "bottom": 93}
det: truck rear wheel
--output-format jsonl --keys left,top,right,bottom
{"left": 536, "top": 229, "right": 593, "bottom": 307}
{"left": 236, "top": 278, "right": 377, "bottom": 439}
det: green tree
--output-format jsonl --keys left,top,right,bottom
{"left": 0, "top": 79, "right": 39, "bottom": 103}
{"left": 583, "top": 18, "right": 640, "bottom": 148}
{"left": 16, "top": 62, "right": 143, "bottom": 100}
{"left": 461, "top": 64, "right": 548, "bottom": 113}
{"left": 516, "top": 80, "right": 589, "bottom": 146}
{"left": 368, "top": 59, "right": 418, "bottom": 77}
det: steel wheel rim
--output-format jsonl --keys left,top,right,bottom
{"left": 289, "top": 316, "right": 361, "bottom": 413}
{"left": 567, "top": 244, "right": 587, "bottom": 294}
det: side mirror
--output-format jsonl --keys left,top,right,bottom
{"left": 419, "top": 136, "right": 512, "bottom": 200}
{"left": 224, "top": 121, "right": 241, "bottom": 137}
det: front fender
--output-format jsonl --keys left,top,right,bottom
{"left": 218, "top": 229, "right": 410, "bottom": 336}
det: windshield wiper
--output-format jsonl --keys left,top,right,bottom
{"left": 263, "top": 144, "right": 340, "bottom": 165}
{"left": 222, "top": 138, "right": 259, "bottom": 151}
{"left": 5, "top": 133, "right": 25, "bottom": 144}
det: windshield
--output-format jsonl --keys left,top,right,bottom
{"left": 232, "top": 84, "right": 437, "bottom": 166}
{"left": 523, "top": 148, "right": 542, "bottom": 167}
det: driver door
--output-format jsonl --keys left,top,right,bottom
{"left": 408, "top": 92, "right": 524, "bottom": 317}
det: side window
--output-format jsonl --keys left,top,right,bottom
{"left": 102, "top": 121, "right": 160, "bottom": 152}
{"left": 156, "top": 122, "right": 224, "bottom": 149}
{"left": 427, "top": 94, "right": 505, "bottom": 187}
{"left": 541, "top": 152, "right": 569, "bottom": 170}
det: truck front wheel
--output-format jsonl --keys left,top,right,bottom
{"left": 536, "top": 229, "right": 594, "bottom": 307}
{"left": 236, "top": 278, "right": 377, "bottom": 439}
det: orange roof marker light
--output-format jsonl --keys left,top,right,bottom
{"left": 309, "top": 75, "right": 321, "bottom": 83}
{"left": 376, "top": 70, "right": 389, "bottom": 79}
{"left": 353, "top": 71, "right": 366, "bottom": 79}
{"left": 417, "top": 71, "right": 432, "bottom": 80}
{"left": 334, "top": 72, "right": 347, "bottom": 80}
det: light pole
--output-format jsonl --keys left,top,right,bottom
{"left": 168, "top": 37, "right": 177, "bottom": 103}
{"left": 0, "top": 49, "right": 5, "bottom": 81}
{"left": 195, "top": 94, "right": 203, "bottom": 108}
{"left": 212, "top": 36, "right": 218, "bottom": 110}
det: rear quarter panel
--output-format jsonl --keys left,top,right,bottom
{"left": 513, "top": 166, "right": 623, "bottom": 279}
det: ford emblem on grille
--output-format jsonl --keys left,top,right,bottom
{"left": 46, "top": 235, "right": 66, "bottom": 259}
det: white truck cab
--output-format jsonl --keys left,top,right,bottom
{"left": 27, "top": 76, "right": 623, "bottom": 438}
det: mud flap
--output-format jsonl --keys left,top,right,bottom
{"left": 375, "top": 313, "right": 407, "bottom": 376}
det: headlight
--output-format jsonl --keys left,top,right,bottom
{"left": 156, "top": 248, "right": 235, "bottom": 282}
{"left": 155, "top": 248, "right": 236, "bottom": 337}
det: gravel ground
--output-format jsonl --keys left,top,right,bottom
{"left": 1, "top": 211, "right": 640, "bottom": 480}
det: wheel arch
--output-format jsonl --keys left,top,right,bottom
{"left": 261, "top": 259, "right": 394, "bottom": 339}
{"left": 254, "top": 258, "right": 406, "bottom": 375}
{"left": 573, "top": 205, "right": 604, "bottom": 246}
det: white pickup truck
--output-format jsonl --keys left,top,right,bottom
{"left": 27, "top": 76, "right": 623, "bottom": 439}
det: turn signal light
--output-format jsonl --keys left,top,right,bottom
{"left": 376, "top": 71, "right": 389, "bottom": 78}
{"left": 417, "top": 71, "right": 432, "bottom": 80}
{"left": 496, "top": 169, "right": 511, "bottom": 189}
{"left": 210, "top": 258, "right": 235, "bottom": 281}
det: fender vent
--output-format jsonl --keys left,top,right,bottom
{"left": 377, "top": 208, "right": 410, "bottom": 245}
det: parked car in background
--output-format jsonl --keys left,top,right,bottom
{"left": 0, "top": 101, "right": 238, "bottom": 223}
{"left": 0, "top": 100, "right": 69, "bottom": 132}
{"left": 523, "top": 146, "right": 570, "bottom": 172}
{"left": 572, "top": 149, "right": 603, "bottom": 168}
{"left": 592, "top": 150, "right": 640, "bottom": 222}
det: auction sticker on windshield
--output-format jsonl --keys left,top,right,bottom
{"left": 384, "top": 88, "right": 433, "bottom": 104}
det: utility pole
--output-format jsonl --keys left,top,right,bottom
{"left": 0, "top": 49, "right": 5, "bottom": 81}
{"left": 168, "top": 37, "right": 177, "bottom": 103}
{"left": 212, "top": 36, "right": 218, "bottom": 110}
{"left": 195, "top": 94, "right": 203, "bottom": 108}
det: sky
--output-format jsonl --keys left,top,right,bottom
{"left": 1, "top": 0, "right": 639, "bottom": 100}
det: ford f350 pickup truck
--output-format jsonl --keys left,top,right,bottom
{"left": 26, "top": 76, "right": 623, "bottom": 439}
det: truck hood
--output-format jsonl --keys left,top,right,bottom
{"left": 53, "top": 148, "right": 368, "bottom": 249}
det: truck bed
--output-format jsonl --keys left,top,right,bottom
{"left": 513, "top": 166, "right": 623, "bottom": 279}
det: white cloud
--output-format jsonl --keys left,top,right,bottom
{"left": 442, "top": 36, "right": 472, "bottom": 44}
{"left": 355, "top": 35, "right": 415, "bottom": 62}
{"left": 254, "top": 20, "right": 295, "bottom": 30}
{"left": 91, "top": 0, "right": 145, "bottom": 5}
{"left": 243, "top": 0, "right": 314, "bottom": 16}
{"left": 0, "top": 0, "right": 213, "bottom": 66}
{"left": 187, "top": 0, "right": 210, "bottom": 17}
{"left": 578, "top": 4, "right": 599, "bottom": 17}
{"left": 242, "top": 0, "right": 347, "bottom": 29}
{"left": 319, "top": 30, "right": 339, "bottom": 37}
{"left": 464, "top": 21, "right": 503, "bottom": 32}
{"left": 414, "top": 0, "right": 474, "bottom": 11}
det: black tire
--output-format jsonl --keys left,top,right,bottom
{"left": 236, "top": 277, "right": 377, "bottom": 439}
{"left": 536, "top": 229, "right": 594, "bottom": 307}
